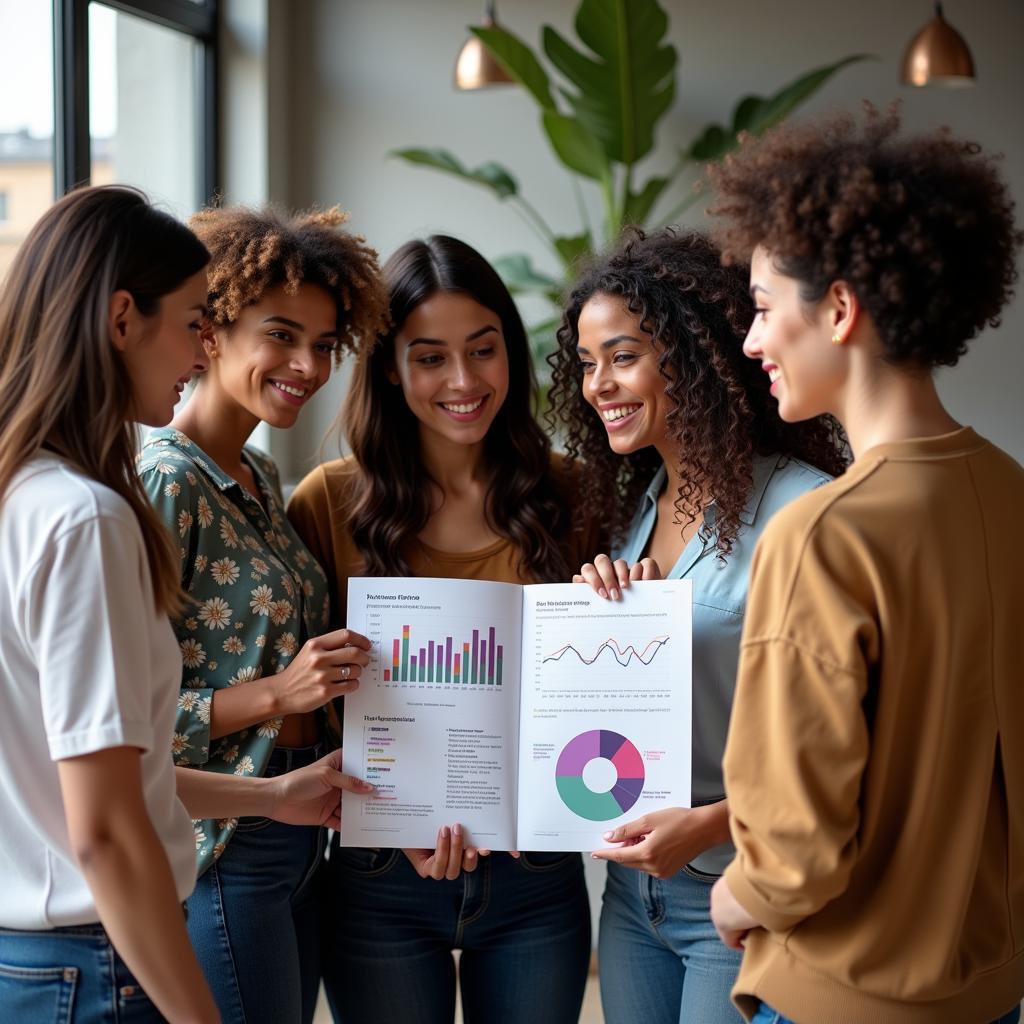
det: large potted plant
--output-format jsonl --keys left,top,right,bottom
{"left": 395, "top": 0, "right": 865, "bottom": 360}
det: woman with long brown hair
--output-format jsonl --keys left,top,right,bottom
{"left": 0, "top": 186, "right": 374, "bottom": 1024}
{"left": 547, "top": 227, "right": 846, "bottom": 1024}
{"left": 288, "top": 234, "right": 595, "bottom": 1024}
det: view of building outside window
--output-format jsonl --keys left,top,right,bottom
{"left": 0, "top": 2, "right": 202, "bottom": 280}
{"left": 0, "top": 3, "right": 54, "bottom": 278}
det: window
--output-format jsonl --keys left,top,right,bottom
{"left": 0, "top": 3, "right": 55, "bottom": 275}
{"left": 88, "top": 3, "right": 208, "bottom": 217}
{"left": 55, "top": 0, "right": 217, "bottom": 209}
{"left": 0, "top": 1, "right": 217, "bottom": 276}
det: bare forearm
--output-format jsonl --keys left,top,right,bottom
{"left": 208, "top": 678, "right": 279, "bottom": 739}
{"left": 696, "top": 799, "right": 733, "bottom": 850}
{"left": 80, "top": 825, "right": 219, "bottom": 1023}
{"left": 175, "top": 766, "right": 274, "bottom": 819}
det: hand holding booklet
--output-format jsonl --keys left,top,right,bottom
{"left": 340, "top": 577, "right": 692, "bottom": 852}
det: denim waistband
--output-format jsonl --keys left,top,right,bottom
{"left": 2, "top": 903, "right": 188, "bottom": 938}
{"left": 266, "top": 740, "right": 325, "bottom": 773}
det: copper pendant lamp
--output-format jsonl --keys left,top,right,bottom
{"left": 901, "top": 2, "right": 976, "bottom": 87}
{"left": 455, "top": 0, "right": 514, "bottom": 90}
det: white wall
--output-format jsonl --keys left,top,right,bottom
{"left": 273, "top": 0, "right": 1024, "bottom": 482}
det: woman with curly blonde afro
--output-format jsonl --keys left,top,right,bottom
{"left": 138, "top": 204, "right": 389, "bottom": 1024}
{"left": 707, "top": 106, "right": 1024, "bottom": 1024}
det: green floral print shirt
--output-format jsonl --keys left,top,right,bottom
{"left": 139, "top": 428, "right": 330, "bottom": 875}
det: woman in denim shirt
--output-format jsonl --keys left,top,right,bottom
{"left": 548, "top": 229, "right": 846, "bottom": 1024}
{"left": 140, "top": 204, "right": 389, "bottom": 1024}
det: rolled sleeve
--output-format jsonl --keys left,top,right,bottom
{"left": 723, "top": 633, "right": 869, "bottom": 931}
{"left": 27, "top": 516, "right": 159, "bottom": 761}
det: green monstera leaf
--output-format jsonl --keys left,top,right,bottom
{"left": 394, "top": 1, "right": 865, "bottom": 378}
{"left": 687, "top": 55, "right": 870, "bottom": 162}
{"left": 622, "top": 176, "right": 671, "bottom": 225}
{"left": 491, "top": 254, "right": 562, "bottom": 303}
{"left": 470, "top": 24, "right": 557, "bottom": 111}
{"left": 390, "top": 148, "right": 519, "bottom": 199}
{"left": 543, "top": 0, "right": 676, "bottom": 165}
{"left": 553, "top": 232, "right": 593, "bottom": 269}
{"left": 542, "top": 111, "right": 611, "bottom": 183}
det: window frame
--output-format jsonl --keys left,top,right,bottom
{"left": 52, "top": 0, "right": 218, "bottom": 203}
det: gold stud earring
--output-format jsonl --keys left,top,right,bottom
{"left": 831, "top": 333, "right": 843, "bottom": 345}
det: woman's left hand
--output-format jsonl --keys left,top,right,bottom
{"left": 573, "top": 554, "right": 662, "bottom": 600}
{"left": 403, "top": 824, "right": 490, "bottom": 880}
{"left": 710, "top": 876, "right": 759, "bottom": 950}
{"left": 267, "top": 748, "right": 374, "bottom": 830}
{"left": 590, "top": 804, "right": 728, "bottom": 879}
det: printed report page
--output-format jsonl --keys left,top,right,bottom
{"left": 340, "top": 577, "right": 522, "bottom": 849}
{"left": 516, "top": 580, "right": 692, "bottom": 851}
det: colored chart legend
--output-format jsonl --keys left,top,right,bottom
{"left": 383, "top": 623, "right": 504, "bottom": 685}
{"left": 555, "top": 730, "right": 645, "bottom": 821}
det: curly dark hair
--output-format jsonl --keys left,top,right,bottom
{"left": 548, "top": 228, "right": 847, "bottom": 555}
{"left": 340, "top": 235, "right": 575, "bottom": 581}
{"left": 709, "top": 103, "right": 1023, "bottom": 369}
{"left": 188, "top": 204, "right": 389, "bottom": 358}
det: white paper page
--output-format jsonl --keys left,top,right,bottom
{"left": 340, "top": 577, "right": 522, "bottom": 849}
{"left": 515, "top": 580, "right": 692, "bottom": 851}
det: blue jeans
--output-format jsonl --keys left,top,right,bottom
{"left": 322, "top": 841, "right": 591, "bottom": 1024}
{"left": 187, "top": 743, "right": 327, "bottom": 1024}
{"left": 0, "top": 922, "right": 163, "bottom": 1022}
{"left": 752, "top": 1001, "right": 1022, "bottom": 1023}
{"left": 599, "top": 859, "right": 743, "bottom": 1024}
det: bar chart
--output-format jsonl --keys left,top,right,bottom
{"left": 383, "top": 623, "right": 505, "bottom": 686}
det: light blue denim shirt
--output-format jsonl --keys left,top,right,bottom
{"left": 615, "top": 453, "right": 831, "bottom": 874}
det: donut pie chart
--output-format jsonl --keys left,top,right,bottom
{"left": 555, "top": 729, "right": 645, "bottom": 821}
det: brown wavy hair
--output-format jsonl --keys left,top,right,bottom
{"left": 548, "top": 228, "right": 847, "bottom": 555}
{"left": 0, "top": 185, "right": 209, "bottom": 615}
{"left": 709, "top": 103, "right": 1022, "bottom": 368}
{"left": 188, "top": 204, "right": 389, "bottom": 355}
{"left": 340, "top": 235, "right": 574, "bottom": 581}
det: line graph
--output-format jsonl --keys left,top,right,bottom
{"left": 543, "top": 635, "right": 670, "bottom": 669}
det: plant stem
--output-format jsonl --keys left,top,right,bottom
{"left": 600, "top": 169, "right": 618, "bottom": 245}
{"left": 656, "top": 186, "right": 702, "bottom": 229}
{"left": 640, "top": 151, "right": 691, "bottom": 225}
{"left": 571, "top": 177, "right": 595, "bottom": 247}
{"left": 618, "top": 162, "right": 634, "bottom": 230}
{"left": 510, "top": 195, "right": 560, "bottom": 257}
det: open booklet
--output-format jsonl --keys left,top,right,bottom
{"left": 340, "top": 577, "right": 692, "bottom": 852}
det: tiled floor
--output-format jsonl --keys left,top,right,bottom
{"left": 312, "top": 968, "right": 604, "bottom": 1023}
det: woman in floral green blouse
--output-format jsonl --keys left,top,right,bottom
{"left": 139, "top": 204, "right": 389, "bottom": 1024}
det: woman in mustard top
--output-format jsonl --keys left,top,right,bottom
{"left": 708, "top": 108, "right": 1024, "bottom": 1024}
{"left": 288, "top": 235, "right": 597, "bottom": 1024}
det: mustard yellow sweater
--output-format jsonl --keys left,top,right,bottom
{"left": 723, "top": 428, "right": 1024, "bottom": 1023}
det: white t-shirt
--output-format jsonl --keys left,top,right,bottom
{"left": 0, "top": 454, "right": 195, "bottom": 928}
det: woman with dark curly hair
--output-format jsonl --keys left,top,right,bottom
{"left": 138, "top": 204, "right": 389, "bottom": 1024}
{"left": 707, "top": 107, "right": 1024, "bottom": 1024}
{"left": 548, "top": 227, "right": 846, "bottom": 1024}
{"left": 287, "top": 235, "right": 595, "bottom": 1024}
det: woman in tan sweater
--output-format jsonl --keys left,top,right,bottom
{"left": 288, "top": 235, "right": 597, "bottom": 1024}
{"left": 708, "top": 107, "right": 1024, "bottom": 1023}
